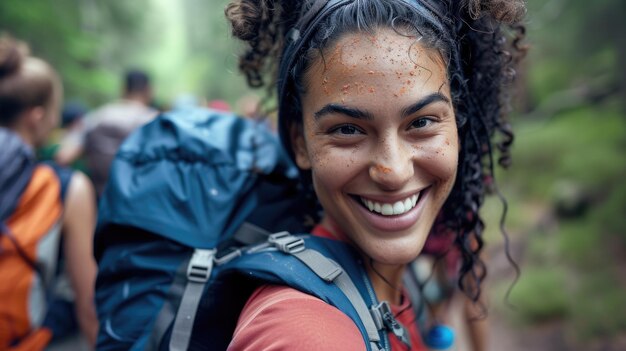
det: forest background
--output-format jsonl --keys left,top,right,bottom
{"left": 1, "top": 0, "right": 625, "bottom": 350}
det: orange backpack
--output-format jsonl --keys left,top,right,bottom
{"left": 0, "top": 130, "right": 71, "bottom": 350}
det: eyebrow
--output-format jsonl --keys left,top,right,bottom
{"left": 313, "top": 92, "right": 451, "bottom": 121}
{"left": 400, "top": 93, "right": 450, "bottom": 118}
{"left": 314, "top": 104, "right": 374, "bottom": 120}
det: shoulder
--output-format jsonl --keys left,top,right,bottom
{"left": 63, "top": 171, "right": 96, "bottom": 215}
{"left": 66, "top": 171, "right": 92, "bottom": 196}
{"left": 228, "top": 285, "right": 365, "bottom": 351}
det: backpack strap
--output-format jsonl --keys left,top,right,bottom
{"left": 150, "top": 233, "right": 391, "bottom": 351}
{"left": 43, "top": 161, "right": 73, "bottom": 203}
{"left": 0, "top": 128, "right": 35, "bottom": 222}
{"left": 267, "top": 232, "right": 384, "bottom": 350}
{"left": 215, "top": 233, "right": 388, "bottom": 350}
{"left": 147, "top": 222, "right": 271, "bottom": 351}
{"left": 169, "top": 248, "right": 216, "bottom": 351}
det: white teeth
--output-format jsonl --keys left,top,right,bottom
{"left": 381, "top": 204, "right": 394, "bottom": 215}
{"left": 404, "top": 198, "right": 412, "bottom": 211}
{"left": 360, "top": 192, "right": 421, "bottom": 216}
{"left": 392, "top": 201, "right": 405, "bottom": 215}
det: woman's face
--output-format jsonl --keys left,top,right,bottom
{"left": 293, "top": 28, "right": 459, "bottom": 265}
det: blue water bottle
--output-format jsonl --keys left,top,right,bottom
{"left": 424, "top": 324, "right": 455, "bottom": 350}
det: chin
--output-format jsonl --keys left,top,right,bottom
{"left": 362, "top": 238, "right": 426, "bottom": 266}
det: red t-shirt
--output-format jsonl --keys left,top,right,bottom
{"left": 227, "top": 226, "right": 427, "bottom": 350}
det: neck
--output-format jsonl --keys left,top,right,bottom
{"left": 123, "top": 93, "right": 148, "bottom": 105}
{"left": 12, "top": 125, "right": 35, "bottom": 148}
{"left": 365, "top": 259, "right": 406, "bottom": 305}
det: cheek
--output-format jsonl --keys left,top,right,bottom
{"left": 306, "top": 140, "right": 366, "bottom": 196}
{"left": 413, "top": 134, "right": 459, "bottom": 182}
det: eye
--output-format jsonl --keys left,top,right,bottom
{"left": 329, "top": 124, "right": 364, "bottom": 135}
{"left": 410, "top": 117, "right": 434, "bottom": 129}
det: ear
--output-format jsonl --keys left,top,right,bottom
{"left": 24, "top": 106, "right": 46, "bottom": 128}
{"left": 290, "top": 123, "right": 312, "bottom": 170}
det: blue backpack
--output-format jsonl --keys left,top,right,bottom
{"left": 94, "top": 108, "right": 412, "bottom": 351}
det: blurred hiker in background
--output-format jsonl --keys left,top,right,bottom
{"left": 0, "top": 33, "right": 98, "bottom": 350}
{"left": 55, "top": 69, "right": 157, "bottom": 196}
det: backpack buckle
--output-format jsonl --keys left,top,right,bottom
{"left": 187, "top": 249, "right": 216, "bottom": 283}
{"left": 370, "top": 301, "right": 412, "bottom": 349}
{"left": 268, "top": 232, "right": 305, "bottom": 254}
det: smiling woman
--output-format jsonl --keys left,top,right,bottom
{"left": 225, "top": 0, "right": 526, "bottom": 350}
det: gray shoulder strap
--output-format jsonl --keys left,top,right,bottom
{"left": 232, "top": 222, "right": 270, "bottom": 245}
{"left": 169, "top": 248, "right": 216, "bottom": 351}
{"left": 269, "top": 232, "right": 385, "bottom": 351}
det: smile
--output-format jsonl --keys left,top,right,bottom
{"left": 359, "top": 193, "right": 421, "bottom": 216}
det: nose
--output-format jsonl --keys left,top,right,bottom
{"left": 368, "top": 135, "right": 414, "bottom": 191}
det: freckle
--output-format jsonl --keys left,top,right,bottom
{"left": 375, "top": 165, "right": 392, "bottom": 174}
{"left": 368, "top": 87, "right": 375, "bottom": 93}
{"left": 406, "top": 80, "right": 411, "bottom": 85}
{"left": 409, "top": 71, "right": 416, "bottom": 76}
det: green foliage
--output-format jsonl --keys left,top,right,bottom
{"left": 0, "top": 0, "right": 156, "bottom": 106}
{"left": 569, "top": 272, "right": 626, "bottom": 340}
{"left": 593, "top": 182, "right": 626, "bottom": 242}
{"left": 500, "top": 102, "right": 626, "bottom": 340}
{"left": 558, "top": 220, "right": 605, "bottom": 268}
{"left": 0, "top": 0, "right": 256, "bottom": 108}
{"left": 509, "top": 105, "right": 626, "bottom": 200}
{"left": 525, "top": 0, "right": 625, "bottom": 108}
{"left": 506, "top": 265, "right": 571, "bottom": 323}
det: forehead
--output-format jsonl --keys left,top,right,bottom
{"left": 301, "top": 28, "right": 451, "bottom": 116}
{"left": 307, "top": 27, "right": 448, "bottom": 89}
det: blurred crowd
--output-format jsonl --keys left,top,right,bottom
{"left": 0, "top": 33, "right": 266, "bottom": 350}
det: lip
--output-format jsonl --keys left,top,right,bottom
{"left": 349, "top": 187, "right": 430, "bottom": 232}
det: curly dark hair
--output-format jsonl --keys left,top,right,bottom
{"left": 225, "top": 0, "right": 527, "bottom": 305}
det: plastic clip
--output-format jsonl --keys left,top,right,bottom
{"left": 370, "top": 301, "right": 412, "bottom": 349}
{"left": 186, "top": 249, "right": 216, "bottom": 283}
{"left": 268, "top": 232, "right": 305, "bottom": 254}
